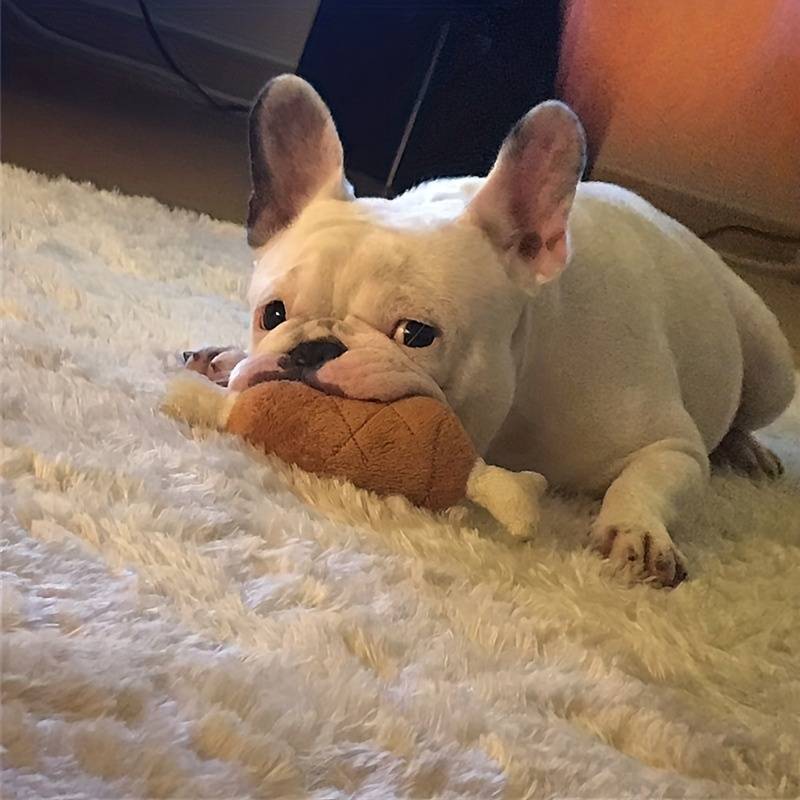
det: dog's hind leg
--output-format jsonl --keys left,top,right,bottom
{"left": 723, "top": 272, "right": 795, "bottom": 433}
{"left": 709, "top": 264, "right": 795, "bottom": 478}
{"left": 710, "top": 427, "right": 784, "bottom": 478}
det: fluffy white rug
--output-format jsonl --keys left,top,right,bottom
{"left": 1, "top": 164, "right": 799, "bottom": 800}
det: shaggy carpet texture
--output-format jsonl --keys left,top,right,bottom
{"left": 1, "top": 165, "right": 799, "bottom": 800}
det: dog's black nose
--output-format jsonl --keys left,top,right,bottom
{"left": 286, "top": 338, "right": 347, "bottom": 369}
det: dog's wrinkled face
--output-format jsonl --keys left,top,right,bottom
{"left": 232, "top": 191, "right": 527, "bottom": 450}
{"left": 230, "top": 75, "right": 585, "bottom": 453}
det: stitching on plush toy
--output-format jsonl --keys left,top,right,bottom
{"left": 386, "top": 404, "right": 416, "bottom": 438}
{"left": 327, "top": 398, "right": 383, "bottom": 465}
{"left": 423, "top": 412, "right": 447, "bottom": 507}
{"left": 312, "top": 395, "right": 370, "bottom": 464}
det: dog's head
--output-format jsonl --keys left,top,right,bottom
{"left": 229, "top": 75, "right": 585, "bottom": 452}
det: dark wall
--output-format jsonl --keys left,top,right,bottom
{"left": 300, "top": 0, "right": 563, "bottom": 195}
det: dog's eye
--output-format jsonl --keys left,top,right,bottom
{"left": 393, "top": 319, "right": 439, "bottom": 348}
{"left": 260, "top": 300, "right": 286, "bottom": 331}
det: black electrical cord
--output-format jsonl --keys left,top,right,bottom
{"left": 136, "top": 0, "right": 249, "bottom": 114}
{"left": 700, "top": 224, "right": 800, "bottom": 246}
{"left": 4, "top": 0, "right": 249, "bottom": 114}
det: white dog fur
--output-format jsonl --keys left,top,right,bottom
{"left": 199, "top": 75, "right": 795, "bottom": 587}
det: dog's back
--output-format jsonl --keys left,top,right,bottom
{"left": 572, "top": 183, "right": 794, "bottom": 436}
{"left": 488, "top": 181, "right": 794, "bottom": 490}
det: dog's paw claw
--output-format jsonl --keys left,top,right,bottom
{"left": 589, "top": 522, "right": 688, "bottom": 588}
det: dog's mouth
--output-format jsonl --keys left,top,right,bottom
{"left": 243, "top": 365, "right": 340, "bottom": 394}
{"left": 246, "top": 367, "right": 301, "bottom": 386}
{"left": 228, "top": 354, "right": 347, "bottom": 397}
{"left": 228, "top": 350, "right": 446, "bottom": 404}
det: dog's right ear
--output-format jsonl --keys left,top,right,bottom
{"left": 247, "top": 75, "right": 352, "bottom": 248}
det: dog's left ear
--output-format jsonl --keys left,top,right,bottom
{"left": 466, "top": 101, "right": 586, "bottom": 291}
{"left": 247, "top": 74, "right": 352, "bottom": 248}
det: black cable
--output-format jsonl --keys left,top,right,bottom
{"left": 136, "top": 0, "right": 249, "bottom": 114}
{"left": 700, "top": 224, "right": 800, "bottom": 246}
{"left": 5, "top": 0, "right": 250, "bottom": 114}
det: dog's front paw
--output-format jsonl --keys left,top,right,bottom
{"left": 588, "top": 521, "right": 688, "bottom": 588}
{"left": 183, "top": 346, "right": 246, "bottom": 386}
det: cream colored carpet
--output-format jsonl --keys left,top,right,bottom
{"left": 2, "top": 165, "right": 799, "bottom": 799}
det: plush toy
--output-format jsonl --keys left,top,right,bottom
{"left": 162, "top": 375, "right": 546, "bottom": 538}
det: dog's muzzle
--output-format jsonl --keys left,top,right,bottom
{"left": 228, "top": 338, "right": 348, "bottom": 391}
{"left": 279, "top": 338, "right": 347, "bottom": 371}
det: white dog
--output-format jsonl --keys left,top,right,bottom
{"left": 189, "top": 75, "right": 795, "bottom": 587}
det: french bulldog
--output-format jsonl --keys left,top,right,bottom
{"left": 186, "top": 75, "right": 795, "bottom": 587}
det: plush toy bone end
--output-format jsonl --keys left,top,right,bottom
{"left": 466, "top": 459, "right": 547, "bottom": 539}
{"left": 161, "top": 372, "right": 239, "bottom": 429}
